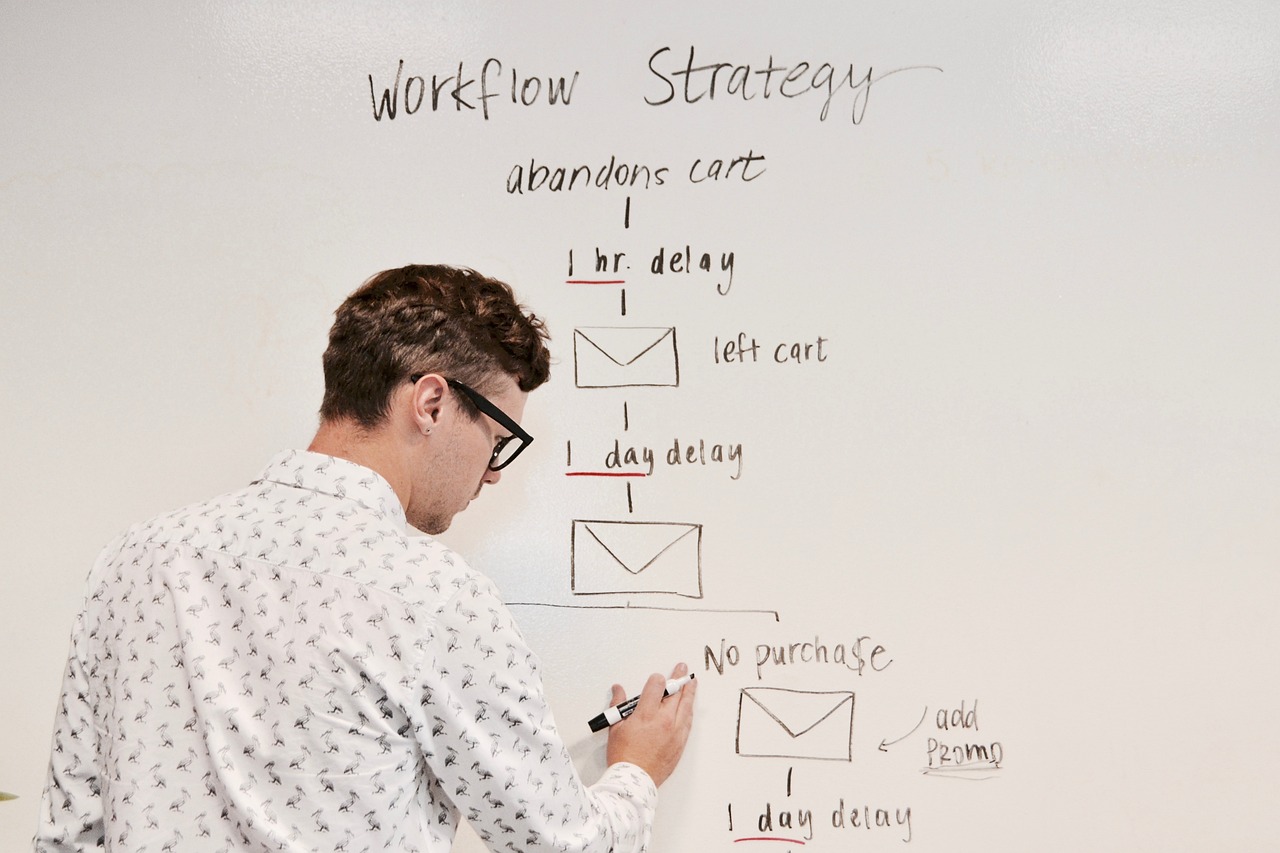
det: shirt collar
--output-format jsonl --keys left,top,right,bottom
{"left": 254, "top": 449, "right": 408, "bottom": 531}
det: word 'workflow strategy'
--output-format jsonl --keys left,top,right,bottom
{"left": 367, "top": 45, "right": 942, "bottom": 124}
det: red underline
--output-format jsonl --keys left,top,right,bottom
{"left": 565, "top": 472, "right": 648, "bottom": 478}
{"left": 565, "top": 279, "right": 626, "bottom": 285}
{"left": 735, "top": 838, "right": 807, "bottom": 845}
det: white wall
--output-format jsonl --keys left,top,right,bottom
{"left": 3, "top": 2, "right": 1277, "bottom": 850}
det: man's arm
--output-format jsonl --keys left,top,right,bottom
{"left": 412, "top": 577, "right": 695, "bottom": 853}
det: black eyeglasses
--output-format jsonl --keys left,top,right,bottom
{"left": 408, "top": 375, "right": 533, "bottom": 471}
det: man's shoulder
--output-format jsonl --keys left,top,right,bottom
{"left": 95, "top": 481, "right": 251, "bottom": 550}
{"left": 87, "top": 456, "right": 501, "bottom": 616}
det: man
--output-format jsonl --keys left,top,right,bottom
{"left": 36, "top": 264, "right": 696, "bottom": 852}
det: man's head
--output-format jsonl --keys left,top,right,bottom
{"left": 320, "top": 264, "right": 550, "bottom": 427}
{"left": 315, "top": 264, "right": 551, "bottom": 533}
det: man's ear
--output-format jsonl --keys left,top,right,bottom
{"left": 407, "top": 374, "right": 449, "bottom": 436}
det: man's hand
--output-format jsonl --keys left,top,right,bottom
{"left": 605, "top": 662, "right": 697, "bottom": 787}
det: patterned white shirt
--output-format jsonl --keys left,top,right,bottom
{"left": 36, "top": 450, "right": 656, "bottom": 853}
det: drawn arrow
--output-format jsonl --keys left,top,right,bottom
{"left": 878, "top": 706, "right": 928, "bottom": 752}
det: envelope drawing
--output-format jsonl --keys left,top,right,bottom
{"left": 736, "top": 688, "right": 855, "bottom": 761}
{"left": 571, "top": 520, "right": 702, "bottom": 598}
{"left": 573, "top": 327, "right": 679, "bottom": 388}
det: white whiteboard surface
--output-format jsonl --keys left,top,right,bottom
{"left": 2, "top": 3, "right": 1278, "bottom": 851}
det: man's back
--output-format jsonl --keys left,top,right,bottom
{"left": 37, "top": 450, "right": 654, "bottom": 852}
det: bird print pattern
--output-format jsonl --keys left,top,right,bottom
{"left": 36, "top": 450, "right": 656, "bottom": 852}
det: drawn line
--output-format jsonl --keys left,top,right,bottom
{"left": 507, "top": 602, "right": 781, "bottom": 621}
{"left": 920, "top": 767, "right": 1002, "bottom": 780}
{"left": 566, "top": 279, "right": 626, "bottom": 285}
{"left": 582, "top": 523, "right": 698, "bottom": 575}
{"left": 565, "top": 472, "right": 648, "bottom": 478}
{"left": 578, "top": 328, "right": 673, "bottom": 367}
{"left": 741, "top": 690, "right": 854, "bottom": 738}
{"left": 879, "top": 705, "right": 929, "bottom": 750}
{"left": 735, "top": 838, "right": 807, "bottom": 845}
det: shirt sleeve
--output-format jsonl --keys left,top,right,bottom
{"left": 34, "top": 607, "right": 105, "bottom": 853}
{"left": 409, "top": 576, "right": 658, "bottom": 853}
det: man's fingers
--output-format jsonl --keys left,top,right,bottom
{"left": 675, "top": 674, "right": 697, "bottom": 724}
{"left": 617, "top": 664, "right": 696, "bottom": 721}
{"left": 639, "top": 671, "right": 667, "bottom": 708}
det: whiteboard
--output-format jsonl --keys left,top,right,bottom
{"left": 2, "top": 3, "right": 1278, "bottom": 850}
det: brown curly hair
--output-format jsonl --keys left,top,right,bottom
{"left": 319, "top": 264, "right": 551, "bottom": 428}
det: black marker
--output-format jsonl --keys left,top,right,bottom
{"left": 588, "top": 674, "right": 695, "bottom": 732}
